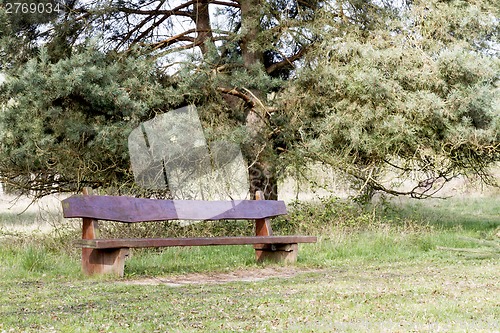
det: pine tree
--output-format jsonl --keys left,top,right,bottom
{"left": 276, "top": 0, "right": 499, "bottom": 198}
{"left": 0, "top": 0, "right": 498, "bottom": 198}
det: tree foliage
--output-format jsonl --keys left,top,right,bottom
{"left": 0, "top": 45, "right": 175, "bottom": 195}
{"left": 276, "top": 1, "right": 499, "bottom": 198}
{"left": 0, "top": 0, "right": 498, "bottom": 199}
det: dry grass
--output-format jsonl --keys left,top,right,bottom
{"left": 0, "top": 259, "right": 498, "bottom": 332}
{"left": 0, "top": 183, "right": 498, "bottom": 332}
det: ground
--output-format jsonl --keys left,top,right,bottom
{"left": 123, "top": 266, "right": 324, "bottom": 286}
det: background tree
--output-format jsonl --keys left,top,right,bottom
{"left": 276, "top": 0, "right": 499, "bottom": 199}
{"left": 1, "top": 0, "right": 320, "bottom": 198}
{"left": 0, "top": 46, "right": 173, "bottom": 196}
{"left": 0, "top": 0, "right": 498, "bottom": 199}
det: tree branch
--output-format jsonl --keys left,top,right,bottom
{"left": 266, "top": 46, "right": 308, "bottom": 75}
{"left": 146, "top": 29, "right": 198, "bottom": 50}
{"left": 210, "top": 0, "right": 240, "bottom": 8}
{"left": 116, "top": 0, "right": 195, "bottom": 17}
{"left": 217, "top": 87, "right": 255, "bottom": 107}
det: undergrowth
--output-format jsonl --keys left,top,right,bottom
{"left": 0, "top": 195, "right": 498, "bottom": 277}
{"left": 94, "top": 196, "right": 434, "bottom": 240}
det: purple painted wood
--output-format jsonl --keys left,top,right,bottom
{"left": 74, "top": 236, "right": 318, "bottom": 249}
{"left": 61, "top": 195, "right": 287, "bottom": 222}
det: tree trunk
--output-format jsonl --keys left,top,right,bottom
{"left": 193, "top": 0, "right": 213, "bottom": 55}
{"left": 240, "top": 0, "right": 278, "bottom": 200}
{"left": 248, "top": 158, "right": 278, "bottom": 200}
{"left": 240, "top": 0, "right": 264, "bottom": 68}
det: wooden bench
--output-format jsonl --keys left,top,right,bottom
{"left": 61, "top": 190, "right": 317, "bottom": 277}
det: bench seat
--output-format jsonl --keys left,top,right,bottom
{"left": 75, "top": 235, "right": 317, "bottom": 249}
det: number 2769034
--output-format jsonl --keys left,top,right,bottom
{"left": 5, "top": 2, "right": 62, "bottom": 14}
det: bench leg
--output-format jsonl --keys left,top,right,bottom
{"left": 255, "top": 243, "right": 298, "bottom": 263}
{"left": 82, "top": 248, "right": 129, "bottom": 277}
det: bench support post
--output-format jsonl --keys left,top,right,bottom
{"left": 81, "top": 187, "right": 127, "bottom": 277}
{"left": 255, "top": 243, "right": 298, "bottom": 263}
{"left": 84, "top": 248, "right": 129, "bottom": 277}
{"left": 254, "top": 191, "right": 298, "bottom": 263}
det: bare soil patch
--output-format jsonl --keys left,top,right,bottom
{"left": 122, "top": 266, "right": 324, "bottom": 287}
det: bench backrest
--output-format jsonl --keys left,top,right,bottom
{"left": 61, "top": 195, "right": 287, "bottom": 222}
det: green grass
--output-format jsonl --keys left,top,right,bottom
{"left": 125, "top": 245, "right": 257, "bottom": 276}
{"left": 384, "top": 196, "right": 500, "bottom": 232}
{"left": 0, "top": 195, "right": 499, "bottom": 332}
{"left": 0, "top": 259, "right": 498, "bottom": 332}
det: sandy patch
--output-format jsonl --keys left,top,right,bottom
{"left": 0, "top": 192, "right": 67, "bottom": 214}
{"left": 0, "top": 193, "right": 71, "bottom": 234}
{"left": 121, "top": 267, "right": 324, "bottom": 287}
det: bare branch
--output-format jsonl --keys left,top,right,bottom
{"left": 217, "top": 87, "right": 255, "bottom": 107}
{"left": 115, "top": 1, "right": 195, "bottom": 17}
{"left": 210, "top": 1, "right": 240, "bottom": 8}
{"left": 146, "top": 29, "right": 198, "bottom": 50}
{"left": 266, "top": 46, "right": 309, "bottom": 75}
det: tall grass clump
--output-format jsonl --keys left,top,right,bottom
{"left": 272, "top": 196, "right": 426, "bottom": 235}
{"left": 0, "top": 210, "right": 82, "bottom": 278}
{"left": 0, "top": 237, "right": 81, "bottom": 279}
{"left": 21, "top": 245, "right": 49, "bottom": 272}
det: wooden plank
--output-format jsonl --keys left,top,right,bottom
{"left": 75, "top": 236, "right": 318, "bottom": 249}
{"left": 62, "top": 195, "right": 287, "bottom": 222}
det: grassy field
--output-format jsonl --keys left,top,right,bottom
{"left": 0, "top": 195, "right": 498, "bottom": 332}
